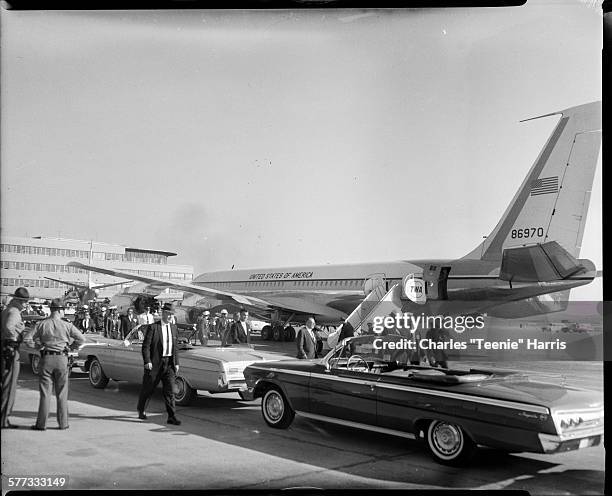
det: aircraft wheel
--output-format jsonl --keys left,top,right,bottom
{"left": 272, "top": 325, "right": 284, "bottom": 341}
{"left": 261, "top": 325, "right": 272, "bottom": 340}
{"left": 284, "top": 326, "right": 296, "bottom": 341}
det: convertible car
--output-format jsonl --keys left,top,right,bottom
{"left": 243, "top": 334, "right": 604, "bottom": 466}
{"left": 19, "top": 325, "right": 82, "bottom": 375}
{"left": 77, "top": 325, "right": 289, "bottom": 405}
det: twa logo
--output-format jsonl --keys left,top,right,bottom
{"left": 403, "top": 275, "right": 426, "bottom": 304}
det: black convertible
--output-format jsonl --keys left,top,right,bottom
{"left": 243, "top": 334, "right": 603, "bottom": 465}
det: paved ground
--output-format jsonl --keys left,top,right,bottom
{"left": 1, "top": 337, "right": 604, "bottom": 494}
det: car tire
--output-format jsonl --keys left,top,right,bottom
{"left": 426, "top": 420, "right": 475, "bottom": 466}
{"left": 261, "top": 386, "right": 294, "bottom": 429}
{"left": 88, "top": 358, "right": 109, "bottom": 389}
{"left": 175, "top": 376, "right": 197, "bottom": 406}
{"left": 30, "top": 354, "right": 41, "bottom": 375}
{"left": 261, "top": 325, "right": 272, "bottom": 341}
{"left": 284, "top": 326, "right": 296, "bottom": 341}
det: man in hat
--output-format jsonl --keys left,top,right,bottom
{"left": 94, "top": 305, "right": 108, "bottom": 333}
{"left": 1, "top": 287, "right": 30, "bottom": 428}
{"left": 217, "top": 309, "right": 231, "bottom": 346}
{"left": 136, "top": 302, "right": 181, "bottom": 425}
{"left": 195, "top": 310, "right": 211, "bottom": 346}
{"left": 31, "top": 298, "right": 85, "bottom": 430}
{"left": 104, "top": 307, "right": 122, "bottom": 340}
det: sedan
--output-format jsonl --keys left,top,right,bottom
{"left": 77, "top": 325, "right": 289, "bottom": 405}
{"left": 243, "top": 334, "right": 603, "bottom": 466}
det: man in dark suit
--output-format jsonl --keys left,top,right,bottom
{"left": 227, "top": 309, "right": 251, "bottom": 346}
{"left": 120, "top": 307, "right": 139, "bottom": 339}
{"left": 75, "top": 310, "right": 96, "bottom": 334}
{"left": 296, "top": 317, "right": 318, "bottom": 359}
{"left": 136, "top": 302, "right": 181, "bottom": 425}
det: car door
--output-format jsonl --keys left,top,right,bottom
{"left": 309, "top": 347, "right": 378, "bottom": 426}
{"left": 111, "top": 328, "right": 145, "bottom": 382}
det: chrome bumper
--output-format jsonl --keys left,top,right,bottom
{"left": 238, "top": 387, "right": 255, "bottom": 401}
{"left": 538, "top": 428, "right": 604, "bottom": 453}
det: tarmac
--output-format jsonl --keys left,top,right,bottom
{"left": 1, "top": 336, "right": 605, "bottom": 494}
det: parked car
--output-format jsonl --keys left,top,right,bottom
{"left": 243, "top": 334, "right": 603, "bottom": 466}
{"left": 19, "top": 325, "right": 82, "bottom": 375}
{"left": 77, "top": 324, "right": 290, "bottom": 405}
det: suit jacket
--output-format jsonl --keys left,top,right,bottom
{"left": 76, "top": 317, "right": 96, "bottom": 334}
{"left": 104, "top": 317, "right": 122, "bottom": 339}
{"left": 142, "top": 321, "right": 179, "bottom": 375}
{"left": 296, "top": 327, "right": 318, "bottom": 359}
{"left": 229, "top": 321, "right": 251, "bottom": 344}
{"left": 120, "top": 315, "right": 139, "bottom": 338}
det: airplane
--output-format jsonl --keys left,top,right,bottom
{"left": 43, "top": 240, "right": 133, "bottom": 307}
{"left": 69, "top": 101, "right": 602, "bottom": 340}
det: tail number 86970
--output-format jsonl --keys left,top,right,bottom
{"left": 511, "top": 227, "right": 544, "bottom": 239}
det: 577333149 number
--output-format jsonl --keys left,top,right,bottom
{"left": 4, "top": 476, "right": 68, "bottom": 488}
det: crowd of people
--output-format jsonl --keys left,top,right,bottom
{"left": 2, "top": 286, "right": 451, "bottom": 431}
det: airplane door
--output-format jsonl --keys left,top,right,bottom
{"left": 363, "top": 273, "right": 386, "bottom": 296}
{"left": 423, "top": 265, "right": 451, "bottom": 300}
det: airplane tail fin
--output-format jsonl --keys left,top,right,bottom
{"left": 463, "top": 101, "right": 601, "bottom": 262}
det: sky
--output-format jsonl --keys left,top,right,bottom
{"left": 0, "top": 1, "right": 602, "bottom": 300}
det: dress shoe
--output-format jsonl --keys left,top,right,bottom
{"left": 31, "top": 425, "right": 46, "bottom": 431}
{"left": 138, "top": 412, "right": 147, "bottom": 420}
{"left": 167, "top": 417, "right": 181, "bottom": 426}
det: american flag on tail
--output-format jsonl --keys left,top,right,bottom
{"left": 530, "top": 176, "right": 559, "bottom": 196}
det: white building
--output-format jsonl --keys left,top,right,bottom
{"left": 1, "top": 235, "right": 193, "bottom": 300}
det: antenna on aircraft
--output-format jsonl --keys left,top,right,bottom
{"left": 231, "top": 264, "right": 235, "bottom": 269}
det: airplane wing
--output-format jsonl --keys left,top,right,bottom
{"left": 44, "top": 276, "right": 132, "bottom": 290}
{"left": 44, "top": 277, "right": 91, "bottom": 290}
{"left": 67, "top": 262, "right": 273, "bottom": 309}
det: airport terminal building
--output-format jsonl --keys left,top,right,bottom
{"left": 0, "top": 235, "right": 193, "bottom": 300}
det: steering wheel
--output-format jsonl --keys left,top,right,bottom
{"left": 347, "top": 354, "right": 370, "bottom": 372}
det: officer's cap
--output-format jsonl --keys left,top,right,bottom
{"left": 50, "top": 298, "right": 65, "bottom": 310}
{"left": 13, "top": 287, "right": 30, "bottom": 300}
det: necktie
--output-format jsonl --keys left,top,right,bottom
{"left": 165, "top": 325, "right": 171, "bottom": 356}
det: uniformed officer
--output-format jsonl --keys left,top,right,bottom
{"left": 196, "top": 310, "right": 211, "bottom": 346}
{"left": 31, "top": 298, "right": 85, "bottom": 430}
{"left": 1, "top": 287, "right": 30, "bottom": 429}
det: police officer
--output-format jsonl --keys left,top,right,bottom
{"left": 31, "top": 298, "right": 85, "bottom": 430}
{"left": 196, "top": 310, "right": 211, "bottom": 346}
{"left": 1, "top": 287, "right": 30, "bottom": 429}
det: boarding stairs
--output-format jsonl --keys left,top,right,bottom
{"left": 345, "top": 282, "right": 404, "bottom": 334}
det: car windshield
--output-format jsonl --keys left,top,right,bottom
{"left": 125, "top": 326, "right": 145, "bottom": 344}
{"left": 324, "top": 334, "right": 499, "bottom": 383}
{"left": 327, "top": 334, "right": 408, "bottom": 363}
